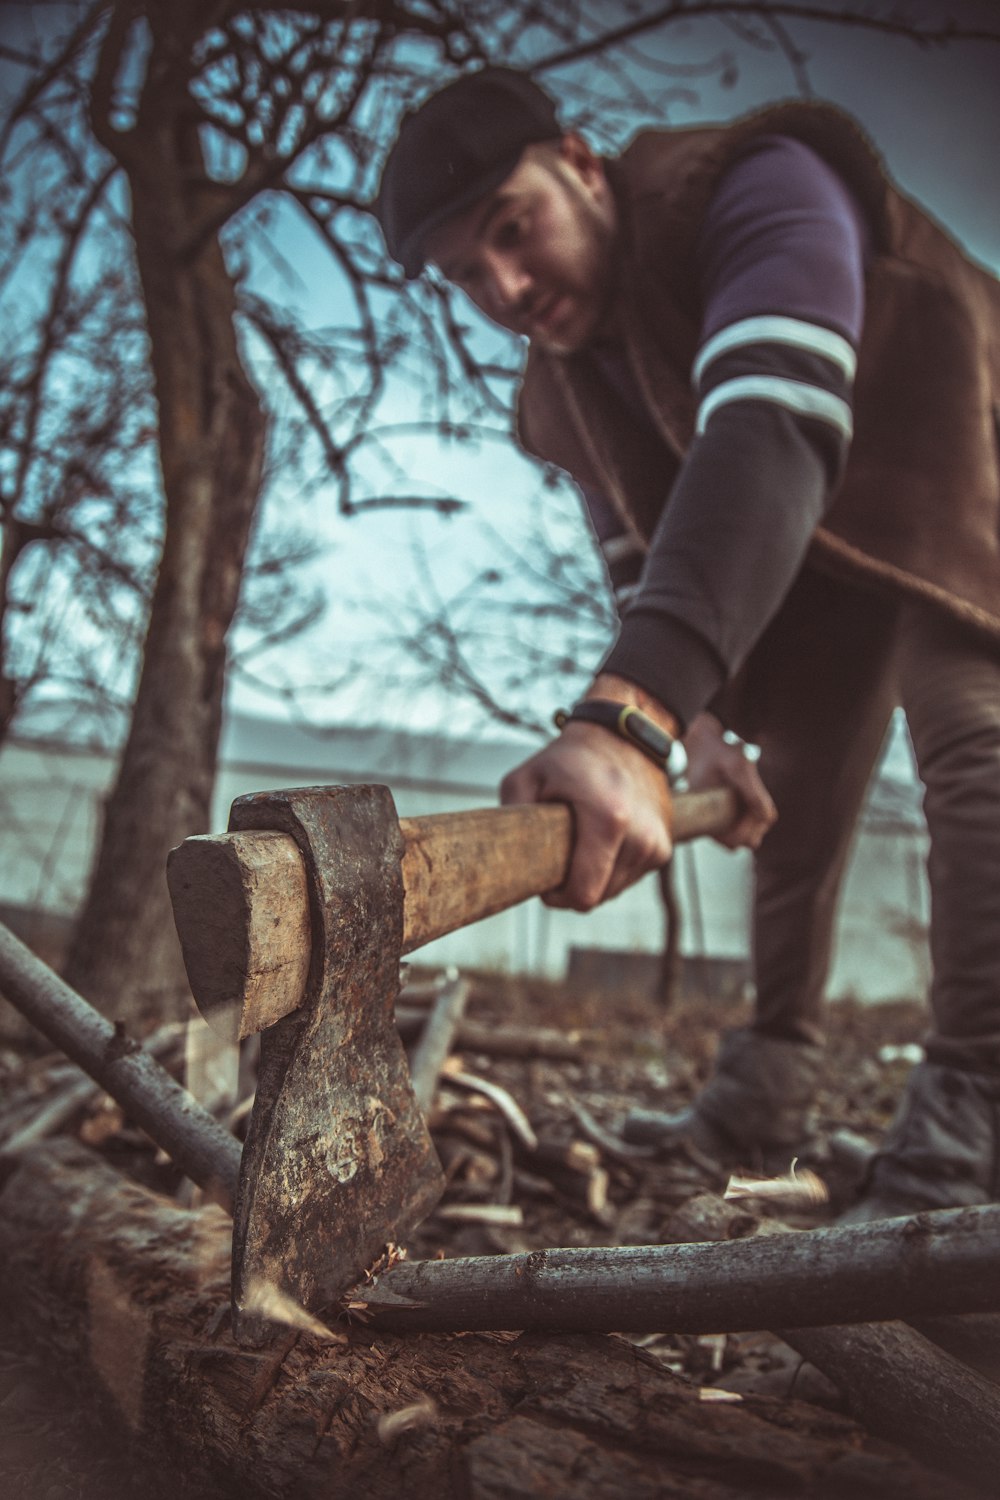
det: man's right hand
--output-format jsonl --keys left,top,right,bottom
{"left": 500, "top": 717, "right": 673, "bottom": 913}
{"left": 683, "top": 712, "right": 776, "bottom": 850}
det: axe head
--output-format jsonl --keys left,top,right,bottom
{"left": 227, "top": 784, "right": 444, "bottom": 1347}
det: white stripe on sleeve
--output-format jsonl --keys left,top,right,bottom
{"left": 695, "top": 375, "right": 854, "bottom": 438}
{"left": 692, "top": 315, "right": 858, "bottom": 388}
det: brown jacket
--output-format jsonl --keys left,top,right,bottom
{"left": 516, "top": 103, "right": 1000, "bottom": 726}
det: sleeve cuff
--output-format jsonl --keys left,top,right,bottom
{"left": 599, "top": 612, "right": 727, "bottom": 733}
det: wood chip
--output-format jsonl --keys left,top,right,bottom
{"left": 586, "top": 1166, "right": 612, "bottom": 1221}
{"left": 565, "top": 1139, "right": 601, "bottom": 1173}
{"left": 377, "top": 1396, "right": 438, "bottom": 1443}
{"left": 435, "top": 1204, "right": 525, "bottom": 1227}
{"left": 443, "top": 1069, "right": 538, "bottom": 1152}
{"left": 242, "top": 1278, "right": 347, "bottom": 1342}
{"left": 724, "top": 1161, "right": 829, "bottom": 1206}
{"left": 78, "top": 1100, "right": 126, "bottom": 1146}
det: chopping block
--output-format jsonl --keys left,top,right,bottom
{"left": 167, "top": 782, "right": 736, "bottom": 1345}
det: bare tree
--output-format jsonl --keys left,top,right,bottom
{"left": 1, "top": 2, "right": 492, "bottom": 1019}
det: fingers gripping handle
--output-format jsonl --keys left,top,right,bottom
{"left": 168, "top": 786, "right": 739, "bottom": 1039}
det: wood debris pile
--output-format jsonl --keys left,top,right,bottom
{"left": 1, "top": 970, "right": 996, "bottom": 1500}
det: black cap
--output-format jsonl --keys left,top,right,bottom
{"left": 376, "top": 68, "right": 561, "bottom": 278}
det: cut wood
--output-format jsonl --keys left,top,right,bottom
{"left": 0, "top": 1140, "right": 975, "bottom": 1500}
{"left": 395, "top": 1011, "right": 593, "bottom": 1061}
{"left": 408, "top": 974, "right": 470, "bottom": 1112}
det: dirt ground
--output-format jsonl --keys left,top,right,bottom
{"left": 0, "top": 970, "right": 937, "bottom": 1498}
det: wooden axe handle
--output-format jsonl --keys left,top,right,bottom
{"left": 168, "top": 787, "right": 738, "bottom": 1040}
{"left": 401, "top": 787, "right": 737, "bottom": 952}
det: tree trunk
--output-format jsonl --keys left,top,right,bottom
{"left": 65, "top": 24, "right": 266, "bottom": 1023}
{"left": 0, "top": 1140, "right": 980, "bottom": 1500}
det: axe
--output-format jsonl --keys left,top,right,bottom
{"left": 166, "top": 783, "right": 737, "bottom": 1344}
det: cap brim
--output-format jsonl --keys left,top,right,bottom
{"left": 397, "top": 150, "right": 527, "bottom": 279}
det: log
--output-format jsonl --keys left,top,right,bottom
{"left": 783, "top": 1323, "right": 1000, "bottom": 1494}
{"left": 451, "top": 1020, "right": 592, "bottom": 1059}
{"left": 0, "top": 1140, "right": 976, "bottom": 1500}
{"left": 908, "top": 1312, "right": 1000, "bottom": 1383}
{"left": 661, "top": 1196, "right": 1000, "bottom": 1381}
{"left": 356, "top": 1206, "right": 1000, "bottom": 1334}
{"left": 662, "top": 1193, "right": 1000, "bottom": 1494}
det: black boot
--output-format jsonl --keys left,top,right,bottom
{"left": 839, "top": 1060, "right": 1000, "bottom": 1222}
{"left": 624, "top": 1027, "right": 823, "bottom": 1171}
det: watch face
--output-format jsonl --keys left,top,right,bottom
{"left": 620, "top": 705, "right": 672, "bottom": 762}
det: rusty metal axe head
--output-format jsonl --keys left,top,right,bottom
{"left": 169, "top": 783, "right": 444, "bottom": 1347}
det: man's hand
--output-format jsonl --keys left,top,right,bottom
{"left": 683, "top": 712, "right": 776, "bottom": 850}
{"left": 500, "top": 675, "right": 675, "bottom": 911}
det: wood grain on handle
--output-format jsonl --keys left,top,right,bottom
{"left": 400, "top": 787, "right": 738, "bottom": 951}
{"left": 168, "top": 787, "right": 739, "bottom": 1039}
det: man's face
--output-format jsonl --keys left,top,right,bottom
{"left": 426, "top": 135, "right": 619, "bottom": 355}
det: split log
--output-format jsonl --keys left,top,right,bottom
{"left": 0, "top": 1140, "right": 977, "bottom": 1500}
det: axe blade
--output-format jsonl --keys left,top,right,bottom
{"left": 227, "top": 784, "right": 444, "bottom": 1347}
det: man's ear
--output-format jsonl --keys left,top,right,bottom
{"left": 558, "top": 131, "right": 605, "bottom": 189}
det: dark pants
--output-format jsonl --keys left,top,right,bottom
{"left": 749, "top": 573, "right": 1000, "bottom": 1077}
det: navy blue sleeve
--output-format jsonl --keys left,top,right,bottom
{"left": 599, "top": 136, "right": 870, "bottom": 729}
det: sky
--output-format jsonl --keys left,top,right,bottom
{"left": 227, "top": 1, "right": 1000, "bottom": 740}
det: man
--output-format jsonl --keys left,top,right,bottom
{"left": 375, "top": 67, "right": 1000, "bottom": 1220}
